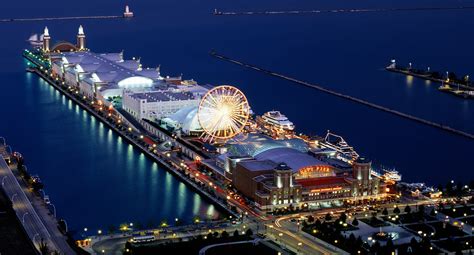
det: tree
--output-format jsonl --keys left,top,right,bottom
{"left": 325, "top": 213, "right": 332, "bottom": 221}
{"left": 307, "top": 215, "right": 315, "bottom": 223}
{"left": 404, "top": 205, "right": 412, "bottom": 214}
{"left": 245, "top": 228, "right": 253, "bottom": 236}
{"left": 221, "top": 230, "right": 229, "bottom": 239}
{"left": 339, "top": 213, "right": 347, "bottom": 223}
{"left": 371, "top": 240, "right": 381, "bottom": 253}
{"left": 352, "top": 217, "right": 359, "bottom": 226}
{"left": 233, "top": 229, "right": 239, "bottom": 237}
{"left": 386, "top": 238, "right": 394, "bottom": 250}
{"left": 108, "top": 224, "right": 117, "bottom": 234}
{"left": 39, "top": 238, "right": 50, "bottom": 255}
{"left": 382, "top": 208, "right": 389, "bottom": 216}
{"left": 393, "top": 206, "right": 400, "bottom": 214}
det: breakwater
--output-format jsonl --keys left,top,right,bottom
{"left": 210, "top": 51, "right": 474, "bottom": 140}
{"left": 386, "top": 65, "right": 473, "bottom": 91}
{"left": 213, "top": 6, "right": 474, "bottom": 16}
{"left": 1, "top": 15, "right": 124, "bottom": 23}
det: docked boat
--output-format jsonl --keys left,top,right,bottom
{"left": 382, "top": 169, "right": 402, "bottom": 182}
{"left": 260, "top": 111, "right": 295, "bottom": 131}
{"left": 320, "top": 131, "right": 359, "bottom": 161}
{"left": 27, "top": 34, "right": 43, "bottom": 48}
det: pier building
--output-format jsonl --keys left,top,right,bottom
{"left": 232, "top": 154, "right": 384, "bottom": 211}
{"left": 47, "top": 26, "right": 207, "bottom": 113}
{"left": 122, "top": 90, "right": 201, "bottom": 120}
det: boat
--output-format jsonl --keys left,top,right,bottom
{"left": 382, "top": 169, "right": 402, "bottom": 182}
{"left": 438, "top": 82, "right": 451, "bottom": 91}
{"left": 260, "top": 111, "right": 295, "bottom": 131}
{"left": 27, "top": 34, "right": 43, "bottom": 48}
{"left": 320, "top": 131, "right": 359, "bottom": 161}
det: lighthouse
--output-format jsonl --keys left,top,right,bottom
{"left": 123, "top": 5, "right": 134, "bottom": 18}
{"left": 43, "top": 26, "right": 51, "bottom": 52}
{"left": 77, "top": 25, "right": 86, "bottom": 51}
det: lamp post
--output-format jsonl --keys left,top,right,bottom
{"left": 50, "top": 203, "right": 56, "bottom": 218}
{"left": 11, "top": 193, "right": 18, "bottom": 203}
{"left": 1, "top": 176, "right": 7, "bottom": 187}
{"left": 22, "top": 212, "right": 30, "bottom": 224}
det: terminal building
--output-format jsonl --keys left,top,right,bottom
{"left": 232, "top": 155, "right": 383, "bottom": 211}
{"left": 46, "top": 26, "right": 208, "bottom": 122}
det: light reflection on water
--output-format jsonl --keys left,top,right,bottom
{"left": 14, "top": 74, "right": 224, "bottom": 233}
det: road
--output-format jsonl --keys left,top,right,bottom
{"left": 0, "top": 149, "right": 75, "bottom": 254}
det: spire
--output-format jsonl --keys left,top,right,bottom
{"left": 43, "top": 26, "right": 50, "bottom": 37}
{"left": 78, "top": 25, "right": 84, "bottom": 35}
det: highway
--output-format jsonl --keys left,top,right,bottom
{"left": 0, "top": 150, "right": 75, "bottom": 254}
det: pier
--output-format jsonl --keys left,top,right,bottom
{"left": 0, "top": 15, "right": 123, "bottom": 23}
{"left": 213, "top": 6, "right": 474, "bottom": 16}
{"left": 23, "top": 52, "right": 239, "bottom": 220}
{"left": 210, "top": 51, "right": 474, "bottom": 141}
{"left": 1, "top": 5, "right": 133, "bottom": 23}
{"left": 386, "top": 61, "right": 474, "bottom": 99}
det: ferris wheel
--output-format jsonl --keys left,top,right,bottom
{"left": 197, "top": 85, "right": 250, "bottom": 142}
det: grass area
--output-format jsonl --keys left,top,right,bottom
{"left": 428, "top": 222, "right": 466, "bottom": 239}
{"left": 360, "top": 217, "right": 390, "bottom": 228}
{"left": 441, "top": 206, "right": 474, "bottom": 218}
{"left": 206, "top": 242, "right": 279, "bottom": 255}
{"left": 0, "top": 190, "right": 36, "bottom": 255}
{"left": 405, "top": 223, "right": 435, "bottom": 236}
{"left": 434, "top": 236, "right": 474, "bottom": 252}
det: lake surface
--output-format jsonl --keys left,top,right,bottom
{"left": 1, "top": 0, "right": 473, "bottom": 232}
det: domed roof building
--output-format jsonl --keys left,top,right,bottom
{"left": 162, "top": 106, "right": 203, "bottom": 135}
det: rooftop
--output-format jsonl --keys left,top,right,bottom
{"left": 238, "top": 160, "right": 278, "bottom": 172}
{"left": 254, "top": 147, "right": 328, "bottom": 173}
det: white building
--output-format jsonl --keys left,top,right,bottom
{"left": 122, "top": 90, "right": 201, "bottom": 120}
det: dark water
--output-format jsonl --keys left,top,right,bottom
{"left": 1, "top": 0, "right": 473, "bottom": 231}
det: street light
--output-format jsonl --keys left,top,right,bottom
{"left": 22, "top": 212, "right": 30, "bottom": 224}
{"left": 50, "top": 203, "right": 56, "bottom": 218}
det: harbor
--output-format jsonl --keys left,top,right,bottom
{"left": 386, "top": 60, "right": 474, "bottom": 99}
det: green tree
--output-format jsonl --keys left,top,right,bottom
{"left": 307, "top": 215, "right": 315, "bottom": 223}
{"left": 221, "top": 230, "right": 229, "bottom": 239}
{"left": 39, "top": 238, "right": 50, "bottom": 255}
{"left": 325, "top": 213, "right": 332, "bottom": 221}
{"left": 352, "top": 217, "right": 359, "bottom": 226}
{"left": 245, "top": 228, "right": 253, "bottom": 236}
{"left": 233, "top": 229, "right": 239, "bottom": 237}
{"left": 393, "top": 206, "right": 400, "bottom": 214}
{"left": 382, "top": 208, "right": 389, "bottom": 216}
{"left": 404, "top": 205, "right": 412, "bottom": 214}
{"left": 339, "top": 213, "right": 347, "bottom": 223}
